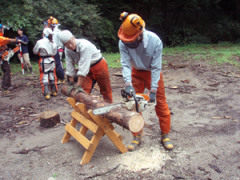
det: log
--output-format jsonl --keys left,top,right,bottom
{"left": 39, "top": 111, "right": 60, "bottom": 128}
{"left": 61, "top": 85, "right": 144, "bottom": 132}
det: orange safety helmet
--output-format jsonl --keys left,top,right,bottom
{"left": 47, "top": 16, "right": 59, "bottom": 26}
{"left": 51, "top": 18, "right": 58, "bottom": 24}
{"left": 118, "top": 12, "right": 145, "bottom": 43}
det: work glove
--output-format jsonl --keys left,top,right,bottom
{"left": 125, "top": 84, "right": 135, "bottom": 96}
{"left": 74, "top": 85, "right": 86, "bottom": 96}
{"left": 18, "top": 40, "right": 27, "bottom": 45}
{"left": 67, "top": 81, "right": 75, "bottom": 96}
{"left": 149, "top": 90, "right": 156, "bottom": 104}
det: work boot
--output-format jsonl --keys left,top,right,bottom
{"left": 43, "top": 84, "right": 51, "bottom": 100}
{"left": 24, "top": 67, "right": 28, "bottom": 74}
{"left": 161, "top": 132, "right": 173, "bottom": 150}
{"left": 57, "top": 79, "right": 65, "bottom": 84}
{"left": 29, "top": 67, "right": 34, "bottom": 74}
{"left": 127, "top": 134, "right": 142, "bottom": 151}
{"left": 50, "top": 80, "right": 57, "bottom": 96}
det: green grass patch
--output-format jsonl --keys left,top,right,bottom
{"left": 163, "top": 42, "right": 240, "bottom": 66}
{"left": 103, "top": 52, "right": 121, "bottom": 68}
{"left": 10, "top": 61, "right": 39, "bottom": 75}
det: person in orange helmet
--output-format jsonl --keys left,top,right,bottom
{"left": 118, "top": 12, "right": 173, "bottom": 151}
{"left": 47, "top": 16, "right": 65, "bottom": 84}
{"left": 59, "top": 30, "right": 113, "bottom": 103}
{"left": 0, "top": 24, "right": 21, "bottom": 89}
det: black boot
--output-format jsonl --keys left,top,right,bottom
{"left": 43, "top": 84, "right": 50, "bottom": 100}
{"left": 24, "top": 67, "right": 28, "bottom": 74}
{"left": 29, "top": 67, "right": 33, "bottom": 74}
{"left": 50, "top": 80, "right": 57, "bottom": 96}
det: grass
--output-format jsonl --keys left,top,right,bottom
{"left": 102, "top": 52, "right": 121, "bottom": 68}
{"left": 163, "top": 42, "right": 240, "bottom": 66}
{"left": 6, "top": 42, "right": 240, "bottom": 74}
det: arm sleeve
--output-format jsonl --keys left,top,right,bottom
{"left": 76, "top": 45, "right": 92, "bottom": 77}
{"left": 150, "top": 40, "right": 163, "bottom": 91}
{"left": 32, "top": 42, "right": 39, "bottom": 55}
{"left": 119, "top": 40, "right": 132, "bottom": 85}
{"left": 65, "top": 50, "right": 76, "bottom": 77}
{"left": 0, "top": 37, "right": 12, "bottom": 46}
{"left": 23, "top": 35, "right": 29, "bottom": 43}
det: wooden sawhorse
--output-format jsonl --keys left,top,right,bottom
{"left": 61, "top": 97, "right": 128, "bottom": 165}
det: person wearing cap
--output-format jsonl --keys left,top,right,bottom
{"left": 47, "top": 16, "right": 65, "bottom": 84}
{"left": 118, "top": 12, "right": 173, "bottom": 151}
{"left": 59, "top": 30, "right": 113, "bottom": 103}
{"left": 33, "top": 28, "right": 58, "bottom": 100}
{"left": 16, "top": 28, "right": 33, "bottom": 74}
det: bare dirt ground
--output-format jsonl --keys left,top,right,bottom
{"left": 0, "top": 55, "right": 240, "bottom": 180}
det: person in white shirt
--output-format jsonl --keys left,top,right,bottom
{"left": 59, "top": 30, "right": 113, "bottom": 103}
{"left": 33, "top": 28, "right": 58, "bottom": 100}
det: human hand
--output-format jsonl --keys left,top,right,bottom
{"left": 74, "top": 86, "right": 85, "bottom": 96}
{"left": 149, "top": 90, "right": 156, "bottom": 103}
{"left": 125, "top": 83, "right": 135, "bottom": 96}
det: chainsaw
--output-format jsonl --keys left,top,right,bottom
{"left": 92, "top": 89, "right": 156, "bottom": 115}
{"left": 1, "top": 46, "right": 20, "bottom": 64}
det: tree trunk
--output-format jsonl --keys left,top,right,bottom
{"left": 61, "top": 85, "right": 144, "bottom": 132}
{"left": 40, "top": 111, "right": 60, "bottom": 128}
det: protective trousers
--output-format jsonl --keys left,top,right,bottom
{"left": 54, "top": 51, "right": 65, "bottom": 81}
{"left": 131, "top": 68, "right": 171, "bottom": 136}
{"left": 81, "top": 58, "right": 113, "bottom": 103}
{"left": 39, "top": 57, "right": 58, "bottom": 95}
{"left": 1, "top": 61, "right": 11, "bottom": 89}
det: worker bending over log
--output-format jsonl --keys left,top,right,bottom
{"left": 33, "top": 28, "right": 58, "bottom": 100}
{"left": 118, "top": 12, "right": 173, "bottom": 151}
{"left": 59, "top": 30, "right": 113, "bottom": 103}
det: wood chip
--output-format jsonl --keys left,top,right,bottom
{"left": 208, "top": 164, "right": 222, "bottom": 173}
{"left": 113, "top": 72, "right": 122, "bottom": 76}
{"left": 181, "top": 79, "right": 190, "bottom": 83}
{"left": 168, "top": 86, "right": 178, "bottom": 89}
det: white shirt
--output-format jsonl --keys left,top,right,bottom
{"left": 65, "top": 39, "right": 102, "bottom": 77}
{"left": 33, "top": 37, "right": 57, "bottom": 63}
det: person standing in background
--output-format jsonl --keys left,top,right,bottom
{"left": 16, "top": 28, "right": 33, "bottom": 74}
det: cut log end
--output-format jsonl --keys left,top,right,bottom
{"left": 128, "top": 114, "right": 145, "bottom": 132}
{"left": 39, "top": 111, "right": 60, "bottom": 128}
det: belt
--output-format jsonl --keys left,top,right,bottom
{"left": 40, "top": 56, "right": 52, "bottom": 59}
{"left": 137, "top": 69, "right": 149, "bottom": 72}
{"left": 91, "top": 57, "right": 102, "bottom": 67}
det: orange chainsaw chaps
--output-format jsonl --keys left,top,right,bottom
{"left": 81, "top": 58, "right": 113, "bottom": 103}
{"left": 131, "top": 67, "right": 171, "bottom": 135}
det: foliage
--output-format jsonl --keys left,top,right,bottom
{"left": 0, "top": 0, "right": 240, "bottom": 52}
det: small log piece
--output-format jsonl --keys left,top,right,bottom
{"left": 61, "top": 85, "right": 144, "bottom": 132}
{"left": 39, "top": 111, "right": 60, "bottom": 128}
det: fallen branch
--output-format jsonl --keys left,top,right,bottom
{"left": 12, "top": 145, "right": 48, "bottom": 154}
{"left": 84, "top": 164, "right": 121, "bottom": 180}
{"left": 14, "top": 117, "right": 38, "bottom": 128}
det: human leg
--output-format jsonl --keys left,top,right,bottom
{"left": 91, "top": 59, "right": 113, "bottom": 103}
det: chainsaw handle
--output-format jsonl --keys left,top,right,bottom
{"left": 132, "top": 93, "right": 139, "bottom": 113}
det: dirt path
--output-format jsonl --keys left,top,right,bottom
{"left": 0, "top": 56, "right": 240, "bottom": 180}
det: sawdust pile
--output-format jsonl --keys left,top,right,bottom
{"left": 116, "top": 145, "right": 171, "bottom": 171}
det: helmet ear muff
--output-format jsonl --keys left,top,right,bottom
{"left": 130, "top": 16, "right": 143, "bottom": 31}
{"left": 120, "top": 12, "right": 129, "bottom": 22}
